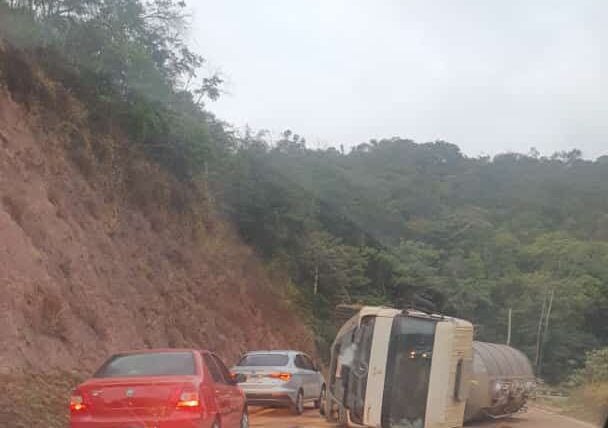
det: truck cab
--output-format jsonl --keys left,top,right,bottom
{"left": 325, "top": 306, "right": 474, "bottom": 428}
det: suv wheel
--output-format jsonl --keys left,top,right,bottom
{"left": 291, "top": 389, "right": 304, "bottom": 415}
{"left": 315, "top": 385, "right": 326, "bottom": 413}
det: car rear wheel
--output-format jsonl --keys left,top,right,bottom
{"left": 240, "top": 408, "right": 249, "bottom": 428}
{"left": 291, "top": 389, "right": 304, "bottom": 415}
{"left": 315, "top": 384, "right": 326, "bottom": 413}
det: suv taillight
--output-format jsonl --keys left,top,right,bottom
{"left": 268, "top": 372, "right": 292, "bottom": 382}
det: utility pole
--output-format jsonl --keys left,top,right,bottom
{"left": 507, "top": 308, "right": 512, "bottom": 346}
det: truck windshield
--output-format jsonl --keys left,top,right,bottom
{"left": 382, "top": 316, "right": 437, "bottom": 428}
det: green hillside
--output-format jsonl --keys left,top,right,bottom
{"left": 2, "top": 0, "right": 607, "bottom": 385}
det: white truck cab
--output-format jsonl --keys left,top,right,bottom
{"left": 325, "top": 306, "right": 474, "bottom": 428}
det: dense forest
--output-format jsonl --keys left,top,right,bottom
{"left": 1, "top": 0, "right": 608, "bottom": 385}
{"left": 217, "top": 134, "right": 608, "bottom": 383}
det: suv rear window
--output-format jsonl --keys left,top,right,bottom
{"left": 238, "top": 354, "right": 289, "bottom": 366}
{"left": 94, "top": 352, "right": 196, "bottom": 378}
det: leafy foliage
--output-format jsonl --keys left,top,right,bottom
{"left": 216, "top": 137, "right": 608, "bottom": 382}
{"left": 569, "top": 348, "right": 608, "bottom": 387}
{"left": 0, "top": 0, "right": 224, "bottom": 179}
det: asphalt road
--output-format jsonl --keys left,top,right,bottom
{"left": 249, "top": 406, "right": 600, "bottom": 428}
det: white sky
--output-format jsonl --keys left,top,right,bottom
{"left": 188, "top": 0, "right": 607, "bottom": 158}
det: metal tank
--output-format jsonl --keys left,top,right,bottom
{"left": 464, "top": 341, "right": 536, "bottom": 422}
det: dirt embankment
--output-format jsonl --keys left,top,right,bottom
{"left": 0, "top": 63, "right": 313, "bottom": 376}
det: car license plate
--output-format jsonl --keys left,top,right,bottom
{"left": 249, "top": 374, "right": 265, "bottom": 383}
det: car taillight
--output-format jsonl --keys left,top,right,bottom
{"left": 176, "top": 388, "right": 201, "bottom": 410}
{"left": 70, "top": 392, "right": 87, "bottom": 413}
{"left": 268, "top": 372, "right": 291, "bottom": 382}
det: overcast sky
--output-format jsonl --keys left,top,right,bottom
{"left": 188, "top": 0, "right": 607, "bottom": 158}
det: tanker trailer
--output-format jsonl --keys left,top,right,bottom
{"left": 464, "top": 341, "right": 536, "bottom": 422}
{"left": 325, "top": 305, "right": 536, "bottom": 428}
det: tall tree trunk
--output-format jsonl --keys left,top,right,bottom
{"left": 313, "top": 263, "right": 319, "bottom": 295}
{"left": 538, "top": 289, "right": 555, "bottom": 375}
{"left": 535, "top": 290, "right": 548, "bottom": 372}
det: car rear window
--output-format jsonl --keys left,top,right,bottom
{"left": 94, "top": 352, "right": 196, "bottom": 378}
{"left": 237, "top": 354, "right": 289, "bottom": 367}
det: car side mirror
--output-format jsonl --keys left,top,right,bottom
{"left": 233, "top": 373, "right": 247, "bottom": 384}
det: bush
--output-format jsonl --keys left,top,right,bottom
{"left": 0, "top": 372, "right": 84, "bottom": 428}
{"left": 569, "top": 348, "right": 608, "bottom": 387}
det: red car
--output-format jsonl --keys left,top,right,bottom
{"left": 70, "top": 349, "right": 248, "bottom": 428}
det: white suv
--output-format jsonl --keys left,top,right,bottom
{"left": 231, "top": 350, "right": 326, "bottom": 415}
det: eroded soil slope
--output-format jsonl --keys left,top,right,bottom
{"left": 0, "top": 88, "right": 313, "bottom": 375}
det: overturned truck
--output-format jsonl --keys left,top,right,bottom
{"left": 324, "top": 306, "right": 535, "bottom": 428}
